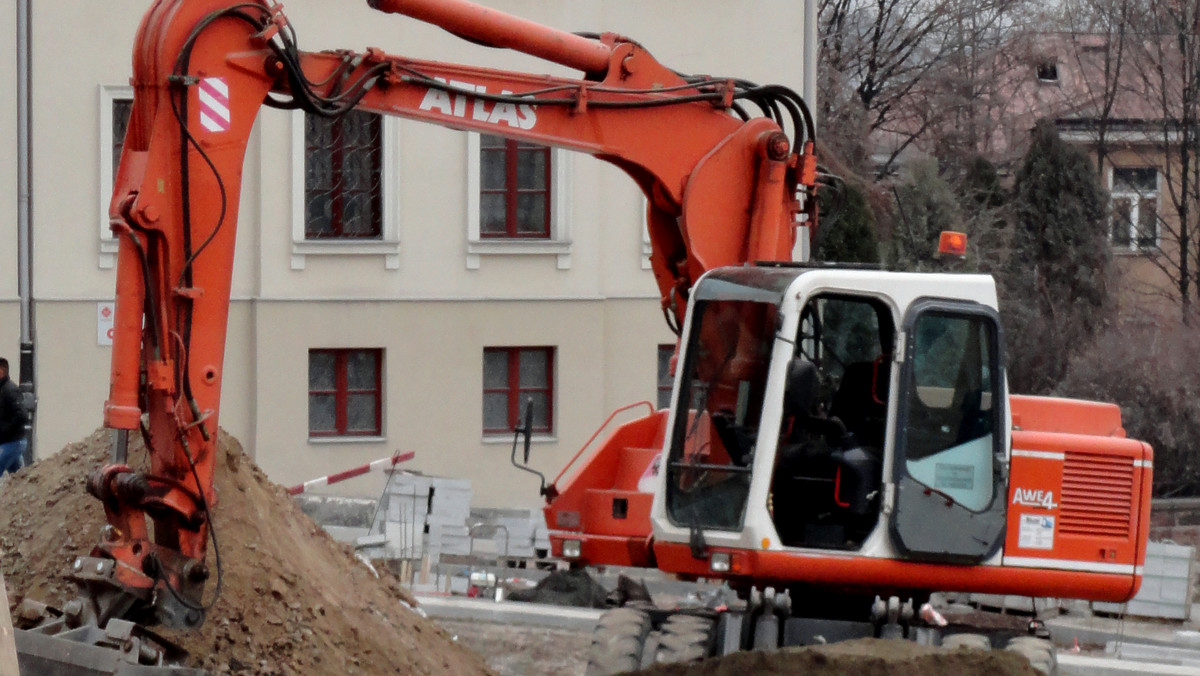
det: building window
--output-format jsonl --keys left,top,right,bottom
{"left": 1036, "top": 61, "right": 1059, "bottom": 83}
{"left": 483, "top": 347, "right": 554, "bottom": 436}
{"left": 112, "top": 99, "right": 133, "bottom": 176}
{"left": 465, "top": 133, "right": 571, "bottom": 269}
{"left": 99, "top": 86, "right": 135, "bottom": 268}
{"left": 309, "top": 349, "right": 383, "bottom": 438}
{"left": 1111, "top": 167, "right": 1158, "bottom": 250}
{"left": 305, "top": 110, "right": 383, "bottom": 239}
{"left": 480, "top": 134, "right": 552, "bottom": 238}
{"left": 657, "top": 344, "right": 675, "bottom": 410}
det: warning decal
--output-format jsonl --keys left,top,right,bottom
{"left": 198, "top": 77, "right": 231, "bottom": 133}
{"left": 1018, "top": 514, "right": 1055, "bottom": 550}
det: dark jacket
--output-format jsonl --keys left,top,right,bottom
{"left": 0, "top": 375, "right": 28, "bottom": 445}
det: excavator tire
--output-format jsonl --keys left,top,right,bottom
{"left": 1004, "top": 636, "right": 1057, "bottom": 676}
{"left": 653, "top": 613, "right": 716, "bottom": 664}
{"left": 584, "top": 608, "right": 652, "bottom": 676}
{"left": 942, "top": 633, "right": 992, "bottom": 650}
{"left": 639, "top": 630, "right": 662, "bottom": 670}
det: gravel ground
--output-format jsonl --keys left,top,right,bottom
{"left": 437, "top": 618, "right": 593, "bottom": 676}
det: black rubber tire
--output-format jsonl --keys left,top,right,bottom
{"left": 1005, "top": 636, "right": 1057, "bottom": 675}
{"left": 942, "top": 633, "right": 991, "bottom": 650}
{"left": 653, "top": 614, "right": 716, "bottom": 665}
{"left": 584, "top": 608, "right": 652, "bottom": 676}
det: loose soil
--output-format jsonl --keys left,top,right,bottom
{"left": 0, "top": 429, "right": 491, "bottom": 676}
{"left": 629, "top": 637, "right": 1041, "bottom": 676}
{"left": 0, "top": 428, "right": 1044, "bottom": 676}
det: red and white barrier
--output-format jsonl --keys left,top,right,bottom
{"left": 287, "top": 450, "right": 416, "bottom": 495}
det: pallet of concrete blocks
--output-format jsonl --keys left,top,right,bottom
{"left": 367, "top": 476, "right": 424, "bottom": 531}
{"left": 469, "top": 508, "right": 544, "bottom": 559}
{"left": 534, "top": 521, "right": 551, "bottom": 555}
{"left": 354, "top": 533, "right": 389, "bottom": 561}
{"left": 427, "top": 522, "right": 472, "bottom": 557}
{"left": 427, "top": 476, "right": 472, "bottom": 523}
{"left": 1093, "top": 540, "right": 1196, "bottom": 620}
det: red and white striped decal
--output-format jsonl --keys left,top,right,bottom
{"left": 287, "top": 450, "right": 416, "bottom": 495}
{"left": 198, "top": 77, "right": 231, "bottom": 133}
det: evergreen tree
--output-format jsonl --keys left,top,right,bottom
{"left": 957, "top": 155, "right": 1009, "bottom": 274}
{"left": 1001, "top": 120, "right": 1114, "bottom": 393}
{"left": 815, "top": 181, "right": 880, "bottom": 264}
{"left": 886, "top": 159, "right": 962, "bottom": 271}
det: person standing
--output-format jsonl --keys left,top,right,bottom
{"left": 0, "top": 358, "right": 29, "bottom": 475}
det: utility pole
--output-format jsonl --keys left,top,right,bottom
{"left": 16, "top": 0, "right": 37, "bottom": 464}
{"left": 804, "top": 0, "right": 818, "bottom": 133}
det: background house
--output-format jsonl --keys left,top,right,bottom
{"left": 0, "top": 0, "right": 808, "bottom": 508}
{"left": 870, "top": 30, "right": 1191, "bottom": 320}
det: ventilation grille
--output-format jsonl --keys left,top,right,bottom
{"left": 1059, "top": 451, "right": 1134, "bottom": 538}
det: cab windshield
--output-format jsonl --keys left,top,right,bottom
{"left": 665, "top": 298, "right": 779, "bottom": 531}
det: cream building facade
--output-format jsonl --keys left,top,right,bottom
{"left": 2, "top": 0, "right": 807, "bottom": 508}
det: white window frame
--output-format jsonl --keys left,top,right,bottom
{"left": 1108, "top": 166, "right": 1160, "bottom": 252}
{"left": 289, "top": 110, "right": 402, "bottom": 270}
{"left": 465, "top": 132, "right": 572, "bottom": 270}
{"left": 99, "top": 85, "right": 134, "bottom": 269}
{"left": 641, "top": 205, "right": 653, "bottom": 270}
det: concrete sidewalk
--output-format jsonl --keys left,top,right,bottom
{"left": 416, "top": 594, "right": 604, "bottom": 631}
{"left": 1058, "top": 653, "right": 1199, "bottom": 676}
{"left": 1045, "top": 603, "right": 1200, "bottom": 650}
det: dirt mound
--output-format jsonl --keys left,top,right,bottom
{"left": 0, "top": 429, "right": 491, "bottom": 676}
{"left": 630, "top": 638, "right": 1040, "bottom": 676}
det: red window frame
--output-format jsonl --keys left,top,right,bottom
{"left": 304, "top": 111, "right": 383, "bottom": 239}
{"left": 308, "top": 348, "right": 383, "bottom": 437}
{"left": 480, "top": 135, "right": 552, "bottom": 238}
{"left": 483, "top": 347, "right": 554, "bottom": 435}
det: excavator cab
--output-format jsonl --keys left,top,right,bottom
{"left": 577, "top": 262, "right": 1148, "bottom": 665}
{"left": 655, "top": 265, "right": 1010, "bottom": 569}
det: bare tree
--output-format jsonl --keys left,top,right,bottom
{"left": 1114, "top": 1, "right": 1200, "bottom": 320}
{"left": 1059, "top": 0, "right": 1132, "bottom": 176}
{"left": 819, "top": 0, "right": 1029, "bottom": 176}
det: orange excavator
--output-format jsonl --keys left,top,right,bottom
{"left": 15, "top": 0, "right": 1149, "bottom": 674}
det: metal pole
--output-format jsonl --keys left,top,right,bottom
{"left": 804, "top": 0, "right": 818, "bottom": 133}
{"left": 16, "top": 0, "right": 37, "bottom": 464}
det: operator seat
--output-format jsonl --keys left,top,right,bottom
{"left": 827, "top": 358, "right": 890, "bottom": 520}
{"left": 831, "top": 358, "right": 890, "bottom": 449}
{"left": 772, "top": 357, "right": 854, "bottom": 547}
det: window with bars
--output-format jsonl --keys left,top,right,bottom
{"left": 112, "top": 98, "right": 133, "bottom": 176}
{"left": 305, "top": 111, "right": 383, "bottom": 239}
{"left": 483, "top": 347, "right": 554, "bottom": 435}
{"left": 657, "top": 344, "right": 675, "bottom": 410}
{"left": 480, "top": 134, "right": 551, "bottom": 238}
{"left": 1110, "top": 167, "right": 1158, "bottom": 250}
{"left": 99, "top": 91, "right": 135, "bottom": 268}
{"left": 308, "top": 349, "right": 383, "bottom": 438}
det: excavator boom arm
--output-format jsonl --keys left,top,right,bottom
{"left": 97, "top": 0, "right": 814, "bottom": 628}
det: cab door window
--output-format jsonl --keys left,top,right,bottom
{"left": 904, "top": 313, "right": 995, "bottom": 510}
{"left": 890, "top": 300, "right": 1007, "bottom": 563}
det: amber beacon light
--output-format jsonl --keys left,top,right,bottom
{"left": 938, "top": 231, "right": 968, "bottom": 257}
